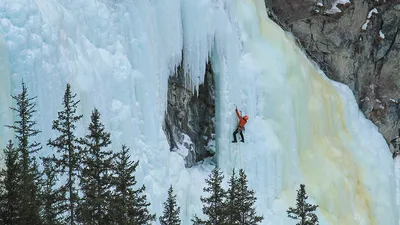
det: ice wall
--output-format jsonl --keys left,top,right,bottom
{"left": 0, "top": 33, "right": 12, "bottom": 146}
{"left": 214, "top": 1, "right": 398, "bottom": 224}
{"left": 0, "top": 0, "right": 398, "bottom": 224}
{"left": 396, "top": 157, "right": 400, "bottom": 225}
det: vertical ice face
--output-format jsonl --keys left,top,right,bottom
{"left": 0, "top": 0, "right": 191, "bottom": 221}
{"left": 395, "top": 157, "right": 400, "bottom": 225}
{"left": 0, "top": 33, "right": 12, "bottom": 145}
{"left": 215, "top": 0, "right": 398, "bottom": 224}
{"left": 0, "top": 0, "right": 398, "bottom": 224}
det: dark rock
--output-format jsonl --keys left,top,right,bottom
{"left": 268, "top": 0, "right": 400, "bottom": 143}
{"left": 163, "top": 58, "right": 215, "bottom": 167}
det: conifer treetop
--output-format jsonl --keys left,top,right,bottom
{"left": 287, "top": 184, "right": 319, "bottom": 225}
{"left": 47, "top": 83, "right": 83, "bottom": 225}
{"left": 78, "top": 108, "right": 115, "bottom": 224}
{"left": 6, "top": 80, "right": 41, "bottom": 155}
{"left": 237, "top": 169, "right": 264, "bottom": 225}
{"left": 4, "top": 81, "right": 43, "bottom": 225}
{"left": 159, "top": 185, "right": 181, "bottom": 225}
{"left": 111, "top": 145, "right": 156, "bottom": 225}
{"left": 197, "top": 166, "right": 226, "bottom": 225}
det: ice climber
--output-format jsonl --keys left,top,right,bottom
{"left": 232, "top": 107, "right": 248, "bottom": 143}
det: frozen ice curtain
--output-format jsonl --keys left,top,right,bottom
{"left": 0, "top": 0, "right": 397, "bottom": 224}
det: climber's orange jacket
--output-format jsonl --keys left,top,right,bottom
{"left": 236, "top": 108, "right": 248, "bottom": 128}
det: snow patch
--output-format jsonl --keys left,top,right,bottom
{"left": 362, "top": 20, "right": 370, "bottom": 30}
{"left": 325, "top": 0, "right": 350, "bottom": 14}
{"left": 174, "top": 133, "right": 193, "bottom": 158}
{"left": 361, "top": 96, "right": 370, "bottom": 102}
{"left": 368, "top": 8, "right": 378, "bottom": 18}
{"left": 207, "top": 139, "right": 216, "bottom": 153}
{"left": 379, "top": 30, "right": 385, "bottom": 39}
{"left": 361, "top": 8, "right": 378, "bottom": 31}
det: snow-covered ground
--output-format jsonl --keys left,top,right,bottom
{"left": 0, "top": 0, "right": 398, "bottom": 224}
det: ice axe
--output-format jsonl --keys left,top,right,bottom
{"left": 234, "top": 104, "right": 242, "bottom": 115}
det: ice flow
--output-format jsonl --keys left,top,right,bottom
{"left": 0, "top": 0, "right": 398, "bottom": 224}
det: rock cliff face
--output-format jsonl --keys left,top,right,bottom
{"left": 268, "top": 0, "right": 400, "bottom": 151}
{"left": 163, "top": 60, "right": 216, "bottom": 167}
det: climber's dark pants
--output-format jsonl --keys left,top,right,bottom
{"left": 233, "top": 127, "right": 244, "bottom": 142}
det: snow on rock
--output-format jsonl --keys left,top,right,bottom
{"left": 368, "top": 8, "right": 378, "bottom": 18}
{"left": 174, "top": 133, "right": 192, "bottom": 158}
{"left": 325, "top": 0, "right": 350, "bottom": 14}
{"left": 361, "top": 8, "right": 378, "bottom": 31}
{"left": 326, "top": 5, "right": 342, "bottom": 14}
{"left": 361, "top": 96, "right": 371, "bottom": 102}
{"left": 362, "top": 20, "right": 370, "bottom": 30}
{"left": 380, "top": 30, "right": 385, "bottom": 39}
{"left": 361, "top": 8, "right": 379, "bottom": 31}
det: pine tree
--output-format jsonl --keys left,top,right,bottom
{"left": 78, "top": 108, "right": 115, "bottom": 224}
{"left": 159, "top": 185, "right": 181, "bottom": 225}
{"left": 47, "top": 83, "right": 83, "bottom": 225}
{"left": 0, "top": 140, "right": 22, "bottom": 225}
{"left": 29, "top": 160, "right": 43, "bottom": 225}
{"left": 41, "top": 156, "right": 65, "bottom": 225}
{"left": 196, "top": 166, "right": 226, "bottom": 225}
{"left": 287, "top": 184, "right": 319, "bottom": 225}
{"left": 6, "top": 81, "right": 42, "bottom": 225}
{"left": 236, "top": 169, "right": 263, "bottom": 225}
{"left": 110, "top": 145, "right": 156, "bottom": 225}
{"left": 191, "top": 215, "right": 204, "bottom": 225}
{"left": 225, "top": 169, "right": 239, "bottom": 225}
{"left": 0, "top": 179, "right": 4, "bottom": 225}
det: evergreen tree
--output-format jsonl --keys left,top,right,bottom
{"left": 47, "top": 83, "right": 83, "bottom": 225}
{"left": 0, "top": 179, "right": 4, "bottom": 225}
{"left": 110, "top": 145, "right": 156, "bottom": 225}
{"left": 191, "top": 215, "right": 204, "bottom": 225}
{"left": 225, "top": 169, "right": 239, "bottom": 225}
{"left": 78, "top": 108, "right": 115, "bottom": 224}
{"left": 0, "top": 140, "right": 22, "bottom": 225}
{"left": 236, "top": 169, "right": 263, "bottom": 225}
{"left": 41, "top": 156, "right": 65, "bottom": 225}
{"left": 29, "top": 160, "right": 43, "bottom": 225}
{"left": 6, "top": 81, "right": 42, "bottom": 225}
{"left": 287, "top": 184, "right": 319, "bottom": 225}
{"left": 159, "top": 185, "right": 181, "bottom": 225}
{"left": 196, "top": 166, "right": 226, "bottom": 225}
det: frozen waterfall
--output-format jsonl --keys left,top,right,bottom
{"left": 0, "top": 0, "right": 398, "bottom": 224}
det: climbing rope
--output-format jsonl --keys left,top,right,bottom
{"left": 238, "top": 142, "right": 243, "bottom": 169}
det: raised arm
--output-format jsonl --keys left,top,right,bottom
{"left": 235, "top": 108, "right": 241, "bottom": 118}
